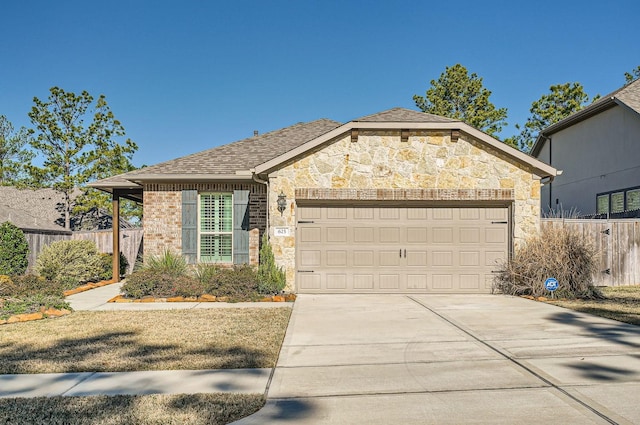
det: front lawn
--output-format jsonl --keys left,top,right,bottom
{"left": 0, "top": 393, "right": 264, "bottom": 425}
{"left": 0, "top": 308, "right": 291, "bottom": 373}
{"left": 546, "top": 285, "right": 640, "bottom": 326}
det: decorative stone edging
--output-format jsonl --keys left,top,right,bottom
{"left": 107, "top": 294, "right": 297, "bottom": 303}
{"left": 0, "top": 307, "right": 72, "bottom": 325}
{"left": 63, "top": 279, "right": 116, "bottom": 297}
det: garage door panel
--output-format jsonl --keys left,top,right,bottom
{"left": 353, "top": 251, "right": 374, "bottom": 266}
{"left": 353, "top": 274, "right": 374, "bottom": 289}
{"left": 327, "top": 274, "right": 347, "bottom": 290}
{"left": 327, "top": 227, "right": 347, "bottom": 242}
{"left": 406, "top": 251, "right": 427, "bottom": 267}
{"left": 379, "top": 250, "right": 400, "bottom": 266}
{"left": 486, "top": 227, "right": 507, "bottom": 243}
{"left": 433, "top": 274, "right": 453, "bottom": 289}
{"left": 297, "top": 206, "right": 509, "bottom": 294}
{"left": 353, "top": 227, "right": 375, "bottom": 243}
{"left": 326, "top": 251, "right": 347, "bottom": 266}
{"left": 380, "top": 274, "right": 400, "bottom": 289}
{"left": 432, "top": 228, "right": 453, "bottom": 243}
{"left": 299, "top": 227, "right": 322, "bottom": 242}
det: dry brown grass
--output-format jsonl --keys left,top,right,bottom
{"left": 0, "top": 393, "right": 264, "bottom": 425}
{"left": 0, "top": 308, "right": 291, "bottom": 374}
{"left": 546, "top": 285, "right": 640, "bottom": 326}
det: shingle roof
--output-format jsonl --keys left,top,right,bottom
{"left": 616, "top": 78, "right": 640, "bottom": 113}
{"left": 354, "top": 107, "right": 459, "bottom": 123}
{"left": 0, "top": 187, "right": 68, "bottom": 231}
{"left": 121, "top": 118, "right": 341, "bottom": 178}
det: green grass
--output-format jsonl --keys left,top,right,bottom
{"left": 546, "top": 285, "right": 640, "bottom": 326}
{"left": 0, "top": 393, "right": 264, "bottom": 425}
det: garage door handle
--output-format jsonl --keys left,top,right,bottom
{"left": 298, "top": 221, "right": 315, "bottom": 224}
{"left": 297, "top": 270, "right": 314, "bottom": 273}
{"left": 491, "top": 221, "right": 508, "bottom": 224}
{"left": 399, "top": 249, "right": 402, "bottom": 258}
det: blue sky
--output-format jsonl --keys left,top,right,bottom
{"left": 1, "top": 1, "right": 639, "bottom": 167}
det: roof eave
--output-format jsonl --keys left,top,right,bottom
{"left": 124, "top": 173, "right": 255, "bottom": 183}
{"left": 541, "top": 97, "right": 617, "bottom": 137}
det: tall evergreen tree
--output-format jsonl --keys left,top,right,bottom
{"left": 413, "top": 64, "right": 508, "bottom": 136}
{"left": 505, "top": 82, "right": 591, "bottom": 152}
{"left": 28, "top": 87, "right": 138, "bottom": 229}
{"left": 0, "top": 115, "right": 35, "bottom": 186}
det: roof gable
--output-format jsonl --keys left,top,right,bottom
{"left": 92, "top": 108, "right": 557, "bottom": 188}
{"left": 353, "top": 107, "right": 460, "bottom": 123}
{"left": 531, "top": 79, "right": 640, "bottom": 156}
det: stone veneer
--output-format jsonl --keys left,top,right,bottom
{"left": 268, "top": 130, "right": 542, "bottom": 291}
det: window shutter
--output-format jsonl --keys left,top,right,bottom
{"left": 233, "top": 190, "right": 250, "bottom": 264}
{"left": 182, "top": 190, "right": 198, "bottom": 264}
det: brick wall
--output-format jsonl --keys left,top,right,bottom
{"left": 143, "top": 182, "right": 267, "bottom": 259}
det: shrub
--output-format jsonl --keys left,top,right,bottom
{"left": 121, "top": 269, "right": 201, "bottom": 298}
{"left": 10, "top": 274, "right": 66, "bottom": 297}
{"left": 0, "top": 221, "right": 29, "bottom": 275}
{"left": 36, "top": 240, "right": 103, "bottom": 287}
{"left": 98, "top": 252, "right": 129, "bottom": 280}
{"left": 0, "top": 294, "right": 70, "bottom": 320}
{"left": 493, "top": 226, "right": 601, "bottom": 299}
{"left": 172, "top": 276, "right": 206, "bottom": 298}
{"left": 194, "top": 263, "right": 220, "bottom": 284}
{"left": 204, "top": 265, "right": 260, "bottom": 301}
{"left": 142, "top": 249, "right": 188, "bottom": 277}
{"left": 0, "top": 275, "right": 16, "bottom": 296}
{"left": 257, "top": 233, "right": 286, "bottom": 294}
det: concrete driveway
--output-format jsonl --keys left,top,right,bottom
{"left": 235, "top": 294, "right": 640, "bottom": 424}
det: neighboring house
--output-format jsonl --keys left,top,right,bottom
{"left": 531, "top": 79, "right": 640, "bottom": 217}
{"left": 91, "top": 108, "right": 556, "bottom": 294}
{"left": 0, "top": 186, "right": 130, "bottom": 231}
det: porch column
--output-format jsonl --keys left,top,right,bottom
{"left": 112, "top": 190, "right": 121, "bottom": 282}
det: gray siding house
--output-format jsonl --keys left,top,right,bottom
{"left": 531, "top": 79, "right": 640, "bottom": 216}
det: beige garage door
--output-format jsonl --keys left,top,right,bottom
{"left": 296, "top": 206, "right": 509, "bottom": 293}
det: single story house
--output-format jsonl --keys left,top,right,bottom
{"left": 91, "top": 108, "right": 557, "bottom": 293}
{"left": 531, "top": 78, "right": 640, "bottom": 217}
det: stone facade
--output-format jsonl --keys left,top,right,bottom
{"left": 269, "top": 130, "right": 541, "bottom": 290}
{"left": 143, "top": 182, "right": 267, "bottom": 260}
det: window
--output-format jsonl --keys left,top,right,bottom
{"left": 627, "top": 189, "right": 640, "bottom": 211}
{"left": 199, "top": 193, "right": 232, "bottom": 262}
{"left": 596, "top": 186, "right": 640, "bottom": 215}
{"left": 611, "top": 192, "right": 625, "bottom": 213}
{"left": 596, "top": 195, "right": 609, "bottom": 215}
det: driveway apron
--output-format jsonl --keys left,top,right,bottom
{"left": 234, "top": 294, "right": 640, "bottom": 425}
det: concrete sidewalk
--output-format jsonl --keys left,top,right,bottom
{"left": 234, "top": 294, "right": 640, "bottom": 425}
{"left": 0, "top": 369, "right": 271, "bottom": 398}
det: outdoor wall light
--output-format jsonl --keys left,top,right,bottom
{"left": 277, "top": 191, "right": 287, "bottom": 216}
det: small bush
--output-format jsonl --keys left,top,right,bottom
{"left": 194, "top": 263, "right": 220, "bottom": 284}
{"left": 257, "top": 234, "right": 286, "bottom": 294}
{"left": 0, "top": 294, "right": 70, "bottom": 320}
{"left": 0, "top": 222, "right": 29, "bottom": 276}
{"left": 172, "top": 276, "right": 206, "bottom": 298}
{"left": 204, "top": 265, "right": 260, "bottom": 301}
{"left": 142, "top": 250, "right": 188, "bottom": 277}
{"left": 0, "top": 275, "right": 16, "bottom": 296}
{"left": 36, "top": 240, "right": 103, "bottom": 287}
{"left": 98, "top": 252, "right": 129, "bottom": 280}
{"left": 493, "top": 226, "right": 601, "bottom": 299}
{"left": 11, "top": 274, "right": 66, "bottom": 297}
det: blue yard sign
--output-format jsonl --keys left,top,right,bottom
{"left": 544, "top": 278, "right": 559, "bottom": 292}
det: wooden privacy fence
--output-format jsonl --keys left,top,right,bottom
{"left": 72, "top": 229, "right": 144, "bottom": 275}
{"left": 541, "top": 219, "right": 640, "bottom": 286}
{"left": 24, "top": 229, "right": 143, "bottom": 275}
